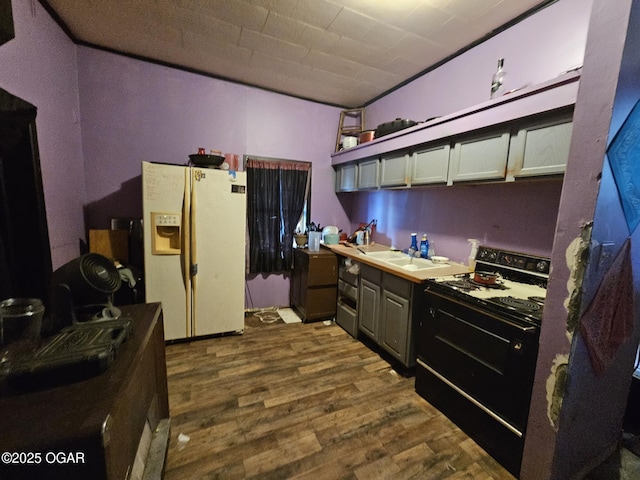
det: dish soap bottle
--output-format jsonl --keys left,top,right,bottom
{"left": 490, "top": 58, "right": 506, "bottom": 99}
{"left": 420, "top": 235, "right": 429, "bottom": 259}
{"left": 410, "top": 233, "right": 418, "bottom": 256}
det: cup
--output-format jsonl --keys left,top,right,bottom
{"left": 0, "top": 298, "right": 45, "bottom": 370}
{"left": 308, "top": 232, "right": 321, "bottom": 251}
{"left": 342, "top": 137, "right": 358, "bottom": 149}
{"left": 225, "top": 153, "right": 239, "bottom": 171}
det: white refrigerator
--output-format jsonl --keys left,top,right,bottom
{"left": 142, "top": 161, "right": 246, "bottom": 341}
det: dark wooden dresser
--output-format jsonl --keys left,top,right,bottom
{"left": 290, "top": 248, "right": 338, "bottom": 322}
{"left": 0, "top": 303, "right": 170, "bottom": 480}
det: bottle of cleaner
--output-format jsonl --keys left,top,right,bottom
{"left": 420, "top": 235, "right": 429, "bottom": 259}
{"left": 410, "top": 233, "right": 418, "bottom": 255}
{"left": 490, "top": 58, "right": 506, "bottom": 99}
{"left": 468, "top": 239, "right": 479, "bottom": 271}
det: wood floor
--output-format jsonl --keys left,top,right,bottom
{"left": 163, "top": 319, "right": 515, "bottom": 480}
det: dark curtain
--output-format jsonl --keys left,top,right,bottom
{"left": 247, "top": 158, "right": 310, "bottom": 274}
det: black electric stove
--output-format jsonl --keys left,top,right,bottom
{"left": 416, "top": 246, "right": 550, "bottom": 477}
{"left": 425, "top": 246, "right": 550, "bottom": 326}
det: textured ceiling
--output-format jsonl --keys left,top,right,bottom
{"left": 42, "top": 0, "right": 552, "bottom": 107}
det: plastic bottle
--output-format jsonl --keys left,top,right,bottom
{"left": 490, "top": 58, "right": 506, "bottom": 99}
{"left": 410, "top": 233, "right": 418, "bottom": 254}
{"left": 428, "top": 240, "right": 435, "bottom": 259}
{"left": 468, "top": 239, "right": 479, "bottom": 271}
{"left": 420, "top": 235, "right": 429, "bottom": 259}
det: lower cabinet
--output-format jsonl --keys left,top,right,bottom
{"left": 359, "top": 267, "right": 381, "bottom": 339}
{"left": 290, "top": 248, "right": 338, "bottom": 322}
{"left": 358, "top": 264, "right": 416, "bottom": 367}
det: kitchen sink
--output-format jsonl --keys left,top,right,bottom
{"left": 357, "top": 249, "right": 443, "bottom": 272}
{"left": 385, "top": 257, "right": 440, "bottom": 270}
{"left": 358, "top": 250, "right": 405, "bottom": 260}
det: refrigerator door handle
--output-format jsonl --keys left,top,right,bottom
{"left": 190, "top": 170, "right": 198, "bottom": 334}
{"left": 183, "top": 170, "right": 192, "bottom": 337}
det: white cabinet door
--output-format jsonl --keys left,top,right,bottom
{"left": 448, "top": 130, "right": 511, "bottom": 184}
{"left": 506, "top": 115, "right": 573, "bottom": 180}
{"left": 380, "top": 153, "right": 409, "bottom": 187}
{"left": 357, "top": 158, "right": 380, "bottom": 189}
{"left": 335, "top": 163, "right": 357, "bottom": 192}
{"left": 411, "top": 144, "right": 450, "bottom": 185}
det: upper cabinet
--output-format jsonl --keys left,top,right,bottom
{"left": 448, "top": 130, "right": 511, "bottom": 184}
{"left": 332, "top": 71, "right": 580, "bottom": 193}
{"left": 380, "top": 153, "right": 409, "bottom": 187}
{"left": 411, "top": 144, "right": 450, "bottom": 186}
{"left": 506, "top": 113, "right": 573, "bottom": 181}
{"left": 335, "top": 162, "right": 357, "bottom": 192}
{"left": 357, "top": 158, "right": 380, "bottom": 190}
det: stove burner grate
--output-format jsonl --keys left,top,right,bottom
{"left": 499, "top": 297, "right": 541, "bottom": 312}
{"left": 441, "top": 276, "right": 508, "bottom": 291}
{"left": 529, "top": 296, "right": 545, "bottom": 305}
{"left": 442, "top": 279, "right": 477, "bottom": 290}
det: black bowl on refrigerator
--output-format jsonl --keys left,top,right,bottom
{"left": 188, "top": 154, "right": 225, "bottom": 167}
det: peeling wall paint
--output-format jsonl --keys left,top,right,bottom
{"left": 546, "top": 354, "right": 569, "bottom": 428}
{"left": 563, "top": 223, "right": 593, "bottom": 333}
{"left": 545, "top": 224, "right": 592, "bottom": 429}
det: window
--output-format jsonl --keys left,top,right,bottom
{"left": 245, "top": 156, "right": 311, "bottom": 274}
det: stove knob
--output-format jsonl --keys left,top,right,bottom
{"left": 513, "top": 341, "right": 523, "bottom": 351}
{"left": 536, "top": 261, "right": 548, "bottom": 273}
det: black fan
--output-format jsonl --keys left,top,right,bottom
{"left": 50, "top": 253, "right": 122, "bottom": 330}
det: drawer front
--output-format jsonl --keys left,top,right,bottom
{"left": 338, "top": 265, "right": 359, "bottom": 287}
{"left": 383, "top": 272, "right": 412, "bottom": 298}
{"left": 361, "top": 264, "right": 382, "bottom": 284}
{"left": 336, "top": 301, "right": 358, "bottom": 337}
{"left": 338, "top": 279, "right": 358, "bottom": 300}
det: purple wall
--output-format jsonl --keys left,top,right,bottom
{"left": 0, "top": 0, "right": 86, "bottom": 269}
{"left": 6, "top": 1, "right": 635, "bottom": 477}
{"left": 345, "top": 180, "right": 563, "bottom": 263}
{"left": 366, "top": 0, "right": 592, "bottom": 132}
{"left": 527, "top": 1, "right": 640, "bottom": 478}
{"left": 75, "top": 48, "right": 348, "bottom": 308}
{"left": 345, "top": 0, "right": 593, "bottom": 266}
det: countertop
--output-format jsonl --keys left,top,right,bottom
{"left": 323, "top": 243, "right": 470, "bottom": 283}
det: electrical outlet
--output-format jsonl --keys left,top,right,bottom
{"left": 597, "top": 241, "right": 615, "bottom": 271}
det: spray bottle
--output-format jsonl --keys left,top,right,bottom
{"left": 468, "top": 239, "right": 479, "bottom": 271}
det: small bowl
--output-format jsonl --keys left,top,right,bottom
{"left": 324, "top": 233, "right": 340, "bottom": 245}
{"left": 294, "top": 234, "right": 308, "bottom": 247}
{"left": 431, "top": 256, "right": 449, "bottom": 264}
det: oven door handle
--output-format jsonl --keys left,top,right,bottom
{"left": 424, "top": 288, "right": 539, "bottom": 333}
{"left": 417, "top": 358, "right": 523, "bottom": 438}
